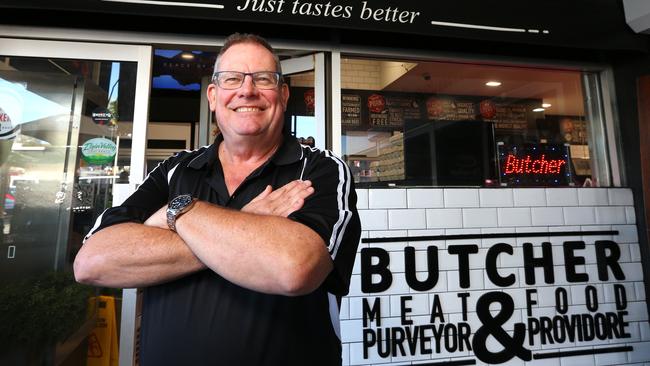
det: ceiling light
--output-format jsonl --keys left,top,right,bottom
{"left": 532, "top": 107, "right": 545, "bottom": 112}
{"left": 181, "top": 53, "right": 195, "bottom": 60}
{"left": 485, "top": 81, "right": 502, "bottom": 87}
{"left": 542, "top": 103, "right": 552, "bottom": 108}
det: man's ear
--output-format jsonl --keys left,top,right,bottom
{"left": 281, "top": 83, "right": 290, "bottom": 111}
{"left": 207, "top": 83, "right": 217, "bottom": 111}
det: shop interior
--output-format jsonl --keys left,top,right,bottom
{"left": 143, "top": 50, "right": 594, "bottom": 188}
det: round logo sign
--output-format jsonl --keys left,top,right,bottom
{"left": 91, "top": 107, "right": 117, "bottom": 126}
{"left": 426, "top": 97, "right": 444, "bottom": 119}
{"left": 0, "top": 106, "right": 20, "bottom": 140}
{"left": 304, "top": 89, "right": 315, "bottom": 114}
{"left": 81, "top": 137, "right": 117, "bottom": 165}
{"left": 367, "top": 94, "right": 386, "bottom": 113}
{"left": 479, "top": 100, "right": 497, "bottom": 119}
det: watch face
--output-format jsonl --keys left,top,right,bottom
{"left": 170, "top": 194, "right": 193, "bottom": 210}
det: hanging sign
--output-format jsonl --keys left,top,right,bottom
{"left": 81, "top": 137, "right": 117, "bottom": 165}
{"left": 91, "top": 107, "right": 117, "bottom": 126}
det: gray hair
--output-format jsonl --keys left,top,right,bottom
{"left": 213, "top": 33, "right": 283, "bottom": 75}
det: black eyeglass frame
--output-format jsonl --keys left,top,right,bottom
{"left": 211, "top": 71, "right": 284, "bottom": 90}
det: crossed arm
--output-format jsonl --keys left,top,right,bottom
{"left": 74, "top": 180, "right": 333, "bottom": 296}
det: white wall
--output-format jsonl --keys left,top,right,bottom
{"left": 342, "top": 187, "right": 649, "bottom": 366}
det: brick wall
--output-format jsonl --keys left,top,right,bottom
{"left": 341, "top": 187, "right": 650, "bottom": 366}
{"left": 290, "top": 59, "right": 412, "bottom": 90}
{"left": 341, "top": 59, "right": 382, "bottom": 90}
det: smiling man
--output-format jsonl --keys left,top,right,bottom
{"left": 74, "top": 33, "right": 361, "bottom": 366}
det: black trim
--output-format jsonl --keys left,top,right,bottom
{"left": 1, "top": 1, "right": 646, "bottom": 52}
{"left": 147, "top": 139, "right": 187, "bottom": 149}
{"left": 533, "top": 346, "right": 633, "bottom": 359}
{"left": 362, "top": 230, "right": 619, "bottom": 243}
{"left": 396, "top": 359, "right": 476, "bottom": 366}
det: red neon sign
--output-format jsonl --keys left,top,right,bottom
{"left": 503, "top": 154, "right": 566, "bottom": 175}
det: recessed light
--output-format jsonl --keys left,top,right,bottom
{"left": 542, "top": 103, "right": 552, "bottom": 108}
{"left": 181, "top": 53, "right": 195, "bottom": 60}
{"left": 485, "top": 81, "right": 502, "bottom": 87}
{"left": 532, "top": 107, "right": 545, "bottom": 112}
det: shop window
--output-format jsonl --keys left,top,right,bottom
{"left": 339, "top": 58, "right": 610, "bottom": 188}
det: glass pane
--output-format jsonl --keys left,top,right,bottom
{"left": 0, "top": 55, "right": 137, "bottom": 365}
{"left": 340, "top": 58, "right": 608, "bottom": 188}
{"left": 286, "top": 71, "right": 317, "bottom": 147}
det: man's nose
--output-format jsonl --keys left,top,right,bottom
{"left": 238, "top": 74, "right": 258, "bottom": 96}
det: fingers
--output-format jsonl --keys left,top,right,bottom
{"left": 267, "top": 180, "right": 312, "bottom": 200}
{"left": 250, "top": 185, "right": 273, "bottom": 203}
{"left": 275, "top": 181, "right": 313, "bottom": 216}
{"left": 241, "top": 180, "right": 315, "bottom": 217}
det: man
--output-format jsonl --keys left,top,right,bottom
{"left": 74, "top": 33, "right": 361, "bottom": 366}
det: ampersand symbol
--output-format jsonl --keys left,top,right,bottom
{"left": 471, "top": 292, "right": 531, "bottom": 363}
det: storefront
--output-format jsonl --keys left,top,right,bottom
{"left": 1, "top": 0, "right": 650, "bottom": 365}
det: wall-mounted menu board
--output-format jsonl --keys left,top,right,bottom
{"left": 366, "top": 93, "right": 422, "bottom": 128}
{"left": 286, "top": 87, "right": 542, "bottom": 133}
{"left": 479, "top": 99, "right": 530, "bottom": 132}
{"left": 425, "top": 96, "right": 476, "bottom": 121}
{"left": 341, "top": 93, "right": 362, "bottom": 127}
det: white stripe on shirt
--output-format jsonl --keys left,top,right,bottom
{"left": 83, "top": 208, "right": 108, "bottom": 243}
{"left": 324, "top": 150, "right": 352, "bottom": 258}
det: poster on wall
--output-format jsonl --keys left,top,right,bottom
{"left": 342, "top": 93, "right": 362, "bottom": 127}
{"left": 425, "top": 96, "right": 476, "bottom": 121}
{"left": 366, "top": 93, "right": 422, "bottom": 128}
{"left": 367, "top": 94, "right": 390, "bottom": 127}
{"left": 480, "top": 99, "right": 530, "bottom": 133}
{"left": 550, "top": 115, "right": 589, "bottom": 144}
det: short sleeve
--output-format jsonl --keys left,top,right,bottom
{"left": 288, "top": 150, "right": 361, "bottom": 296}
{"left": 83, "top": 159, "right": 171, "bottom": 242}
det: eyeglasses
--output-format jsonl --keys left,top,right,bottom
{"left": 212, "top": 71, "right": 282, "bottom": 90}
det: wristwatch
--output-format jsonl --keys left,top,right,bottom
{"left": 166, "top": 194, "right": 196, "bottom": 231}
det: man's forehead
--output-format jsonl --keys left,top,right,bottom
{"left": 218, "top": 43, "right": 276, "bottom": 70}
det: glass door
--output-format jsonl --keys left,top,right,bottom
{"left": 282, "top": 53, "right": 327, "bottom": 150}
{"left": 0, "top": 38, "right": 150, "bottom": 366}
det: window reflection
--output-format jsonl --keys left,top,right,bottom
{"left": 0, "top": 55, "right": 136, "bottom": 364}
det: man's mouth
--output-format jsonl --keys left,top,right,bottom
{"left": 234, "top": 107, "right": 263, "bottom": 112}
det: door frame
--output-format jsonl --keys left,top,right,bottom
{"left": 0, "top": 37, "right": 151, "bottom": 366}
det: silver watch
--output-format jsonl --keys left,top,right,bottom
{"left": 166, "top": 194, "right": 196, "bottom": 231}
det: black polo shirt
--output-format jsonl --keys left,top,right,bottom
{"left": 86, "top": 134, "right": 361, "bottom": 366}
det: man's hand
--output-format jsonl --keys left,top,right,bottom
{"left": 242, "top": 180, "right": 314, "bottom": 217}
{"left": 144, "top": 205, "right": 168, "bottom": 229}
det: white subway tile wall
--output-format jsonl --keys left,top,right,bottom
{"left": 342, "top": 187, "right": 648, "bottom": 366}
{"left": 369, "top": 189, "right": 407, "bottom": 209}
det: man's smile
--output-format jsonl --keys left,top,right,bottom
{"left": 233, "top": 106, "right": 264, "bottom": 112}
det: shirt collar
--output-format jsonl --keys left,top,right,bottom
{"left": 271, "top": 133, "right": 303, "bottom": 166}
{"left": 187, "top": 133, "right": 302, "bottom": 170}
